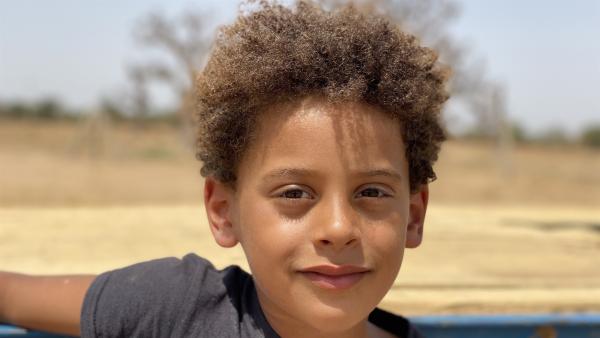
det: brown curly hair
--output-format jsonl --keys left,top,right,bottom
{"left": 195, "top": 0, "right": 449, "bottom": 192}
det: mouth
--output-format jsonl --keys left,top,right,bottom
{"left": 298, "top": 265, "right": 371, "bottom": 290}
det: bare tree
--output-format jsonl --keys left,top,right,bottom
{"left": 126, "top": 65, "right": 151, "bottom": 121}
{"left": 131, "top": 7, "right": 213, "bottom": 141}
{"left": 323, "top": 0, "right": 508, "bottom": 140}
{"left": 324, "top": 0, "right": 515, "bottom": 175}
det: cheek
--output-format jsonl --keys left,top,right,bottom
{"left": 364, "top": 212, "right": 407, "bottom": 266}
{"left": 236, "top": 196, "right": 305, "bottom": 270}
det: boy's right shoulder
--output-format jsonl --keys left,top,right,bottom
{"left": 89, "top": 253, "right": 247, "bottom": 300}
{"left": 110, "top": 253, "right": 214, "bottom": 279}
{"left": 81, "top": 254, "right": 250, "bottom": 338}
{"left": 98, "top": 254, "right": 216, "bottom": 289}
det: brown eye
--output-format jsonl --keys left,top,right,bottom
{"left": 356, "top": 187, "right": 390, "bottom": 198}
{"left": 280, "top": 188, "right": 312, "bottom": 199}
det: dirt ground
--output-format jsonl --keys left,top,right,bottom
{"left": 1, "top": 204, "right": 598, "bottom": 315}
{"left": 0, "top": 120, "right": 599, "bottom": 315}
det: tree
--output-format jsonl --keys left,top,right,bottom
{"left": 129, "top": 7, "right": 213, "bottom": 140}
{"left": 126, "top": 65, "right": 151, "bottom": 121}
{"left": 323, "top": 0, "right": 507, "bottom": 139}
{"left": 323, "top": 0, "right": 515, "bottom": 176}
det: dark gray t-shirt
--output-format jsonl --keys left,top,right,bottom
{"left": 81, "top": 253, "right": 424, "bottom": 338}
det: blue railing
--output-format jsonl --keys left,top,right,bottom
{"left": 3, "top": 313, "right": 600, "bottom": 337}
{"left": 0, "top": 325, "right": 69, "bottom": 338}
{"left": 412, "top": 313, "right": 600, "bottom": 338}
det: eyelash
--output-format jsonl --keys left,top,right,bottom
{"left": 355, "top": 187, "right": 391, "bottom": 198}
{"left": 278, "top": 188, "right": 313, "bottom": 200}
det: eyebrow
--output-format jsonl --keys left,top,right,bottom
{"left": 360, "top": 169, "right": 403, "bottom": 182}
{"left": 262, "top": 168, "right": 317, "bottom": 182}
{"left": 261, "top": 167, "right": 403, "bottom": 182}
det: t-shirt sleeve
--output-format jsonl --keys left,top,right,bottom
{"left": 80, "top": 254, "right": 221, "bottom": 338}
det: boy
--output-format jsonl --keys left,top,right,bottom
{"left": 0, "top": 1, "right": 448, "bottom": 337}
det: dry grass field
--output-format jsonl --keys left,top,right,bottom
{"left": 1, "top": 119, "right": 599, "bottom": 315}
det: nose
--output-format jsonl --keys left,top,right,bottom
{"left": 313, "top": 197, "right": 360, "bottom": 251}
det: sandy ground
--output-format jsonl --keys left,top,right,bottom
{"left": 1, "top": 204, "right": 598, "bottom": 315}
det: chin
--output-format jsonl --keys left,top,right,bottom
{"left": 300, "top": 300, "right": 371, "bottom": 332}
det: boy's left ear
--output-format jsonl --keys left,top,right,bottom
{"left": 406, "top": 184, "right": 429, "bottom": 248}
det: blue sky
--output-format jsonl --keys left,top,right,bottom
{"left": 0, "top": 0, "right": 598, "bottom": 135}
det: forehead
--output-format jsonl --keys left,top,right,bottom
{"left": 237, "top": 97, "right": 408, "bottom": 183}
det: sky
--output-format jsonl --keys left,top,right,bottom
{"left": 0, "top": 0, "right": 598, "bottom": 135}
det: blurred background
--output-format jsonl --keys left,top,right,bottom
{"left": 1, "top": 0, "right": 599, "bottom": 315}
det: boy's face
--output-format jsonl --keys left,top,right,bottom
{"left": 205, "top": 97, "right": 428, "bottom": 335}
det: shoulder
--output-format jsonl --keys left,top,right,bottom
{"left": 81, "top": 254, "right": 251, "bottom": 337}
{"left": 85, "top": 253, "right": 248, "bottom": 309}
{"left": 91, "top": 254, "right": 217, "bottom": 296}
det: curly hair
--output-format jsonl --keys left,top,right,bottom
{"left": 195, "top": 0, "right": 449, "bottom": 192}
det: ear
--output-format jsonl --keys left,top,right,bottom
{"left": 406, "top": 184, "right": 429, "bottom": 249}
{"left": 204, "top": 177, "right": 239, "bottom": 248}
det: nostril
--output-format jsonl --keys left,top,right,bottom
{"left": 319, "top": 238, "right": 357, "bottom": 247}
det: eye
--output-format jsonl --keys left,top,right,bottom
{"left": 355, "top": 186, "right": 391, "bottom": 198}
{"left": 278, "top": 187, "right": 313, "bottom": 199}
{"left": 273, "top": 186, "right": 315, "bottom": 218}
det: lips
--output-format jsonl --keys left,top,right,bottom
{"left": 299, "top": 265, "right": 370, "bottom": 290}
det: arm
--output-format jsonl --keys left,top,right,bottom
{"left": 0, "top": 272, "right": 95, "bottom": 337}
